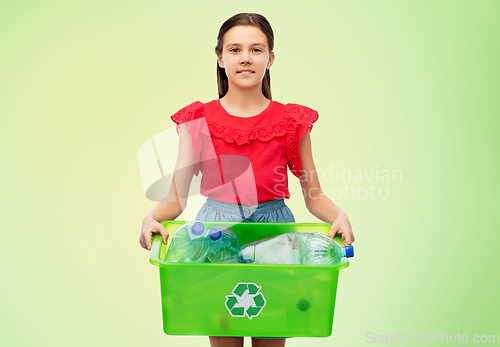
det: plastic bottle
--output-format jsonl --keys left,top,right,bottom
{"left": 238, "top": 232, "right": 354, "bottom": 265}
{"left": 207, "top": 226, "right": 241, "bottom": 263}
{"left": 164, "top": 222, "right": 210, "bottom": 263}
{"left": 300, "top": 233, "right": 354, "bottom": 265}
{"left": 238, "top": 233, "right": 308, "bottom": 264}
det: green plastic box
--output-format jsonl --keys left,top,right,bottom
{"left": 149, "top": 221, "right": 350, "bottom": 338}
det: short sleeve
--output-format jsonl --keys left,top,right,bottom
{"left": 284, "top": 103, "right": 319, "bottom": 178}
{"left": 170, "top": 101, "right": 206, "bottom": 176}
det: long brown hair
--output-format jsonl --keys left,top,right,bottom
{"left": 215, "top": 13, "right": 274, "bottom": 100}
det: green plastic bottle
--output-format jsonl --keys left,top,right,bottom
{"left": 164, "top": 222, "right": 210, "bottom": 262}
{"left": 206, "top": 226, "right": 241, "bottom": 263}
{"left": 300, "top": 233, "right": 354, "bottom": 265}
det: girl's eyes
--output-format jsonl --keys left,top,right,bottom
{"left": 230, "top": 48, "right": 262, "bottom": 53}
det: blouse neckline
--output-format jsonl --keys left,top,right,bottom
{"left": 216, "top": 98, "right": 274, "bottom": 119}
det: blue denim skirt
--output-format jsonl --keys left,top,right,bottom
{"left": 195, "top": 197, "right": 295, "bottom": 223}
{"left": 196, "top": 197, "right": 293, "bottom": 340}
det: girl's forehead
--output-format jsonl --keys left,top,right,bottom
{"left": 223, "top": 25, "right": 268, "bottom": 47}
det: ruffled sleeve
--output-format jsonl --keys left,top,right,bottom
{"left": 170, "top": 101, "right": 206, "bottom": 176}
{"left": 284, "top": 103, "right": 319, "bottom": 178}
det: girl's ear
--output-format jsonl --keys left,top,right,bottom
{"left": 217, "top": 54, "right": 224, "bottom": 69}
{"left": 267, "top": 51, "right": 275, "bottom": 69}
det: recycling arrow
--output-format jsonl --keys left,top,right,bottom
{"left": 225, "top": 282, "right": 267, "bottom": 320}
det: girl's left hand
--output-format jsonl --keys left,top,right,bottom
{"left": 327, "top": 213, "right": 355, "bottom": 245}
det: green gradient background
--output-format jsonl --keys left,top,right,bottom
{"left": 1, "top": 1, "right": 499, "bottom": 346}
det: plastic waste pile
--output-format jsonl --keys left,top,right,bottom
{"left": 164, "top": 225, "right": 353, "bottom": 265}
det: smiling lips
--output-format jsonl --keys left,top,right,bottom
{"left": 237, "top": 69, "right": 254, "bottom": 74}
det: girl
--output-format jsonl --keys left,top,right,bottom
{"left": 140, "top": 12, "right": 354, "bottom": 347}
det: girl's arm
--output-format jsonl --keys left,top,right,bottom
{"left": 298, "top": 132, "right": 355, "bottom": 245}
{"left": 139, "top": 124, "right": 196, "bottom": 250}
{"left": 148, "top": 123, "right": 196, "bottom": 221}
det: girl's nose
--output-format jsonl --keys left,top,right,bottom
{"left": 240, "top": 52, "right": 251, "bottom": 64}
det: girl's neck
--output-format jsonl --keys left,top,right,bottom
{"left": 220, "top": 91, "right": 270, "bottom": 117}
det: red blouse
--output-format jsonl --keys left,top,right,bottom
{"left": 171, "top": 99, "right": 318, "bottom": 206}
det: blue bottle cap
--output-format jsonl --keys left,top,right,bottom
{"left": 344, "top": 245, "right": 354, "bottom": 258}
{"left": 191, "top": 222, "right": 205, "bottom": 236}
{"left": 208, "top": 227, "right": 222, "bottom": 241}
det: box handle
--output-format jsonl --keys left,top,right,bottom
{"left": 149, "top": 233, "right": 168, "bottom": 266}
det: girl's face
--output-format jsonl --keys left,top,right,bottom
{"left": 217, "top": 25, "right": 275, "bottom": 92}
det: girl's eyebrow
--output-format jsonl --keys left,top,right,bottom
{"left": 226, "top": 42, "right": 265, "bottom": 47}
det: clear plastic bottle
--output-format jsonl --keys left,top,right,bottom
{"left": 164, "top": 222, "right": 210, "bottom": 263}
{"left": 300, "top": 233, "right": 354, "bottom": 265}
{"left": 238, "top": 233, "right": 308, "bottom": 264}
{"left": 238, "top": 232, "right": 354, "bottom": 265}
{"left": 207, "top": 226, "right": 241, "bottom": 263}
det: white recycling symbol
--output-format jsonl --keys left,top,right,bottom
{"left": 225, "top": 282, "right": 266, "bottom": 320}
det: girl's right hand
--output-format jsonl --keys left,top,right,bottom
{"left": 139, "top": 214, "right": 170, "bottom": 251}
